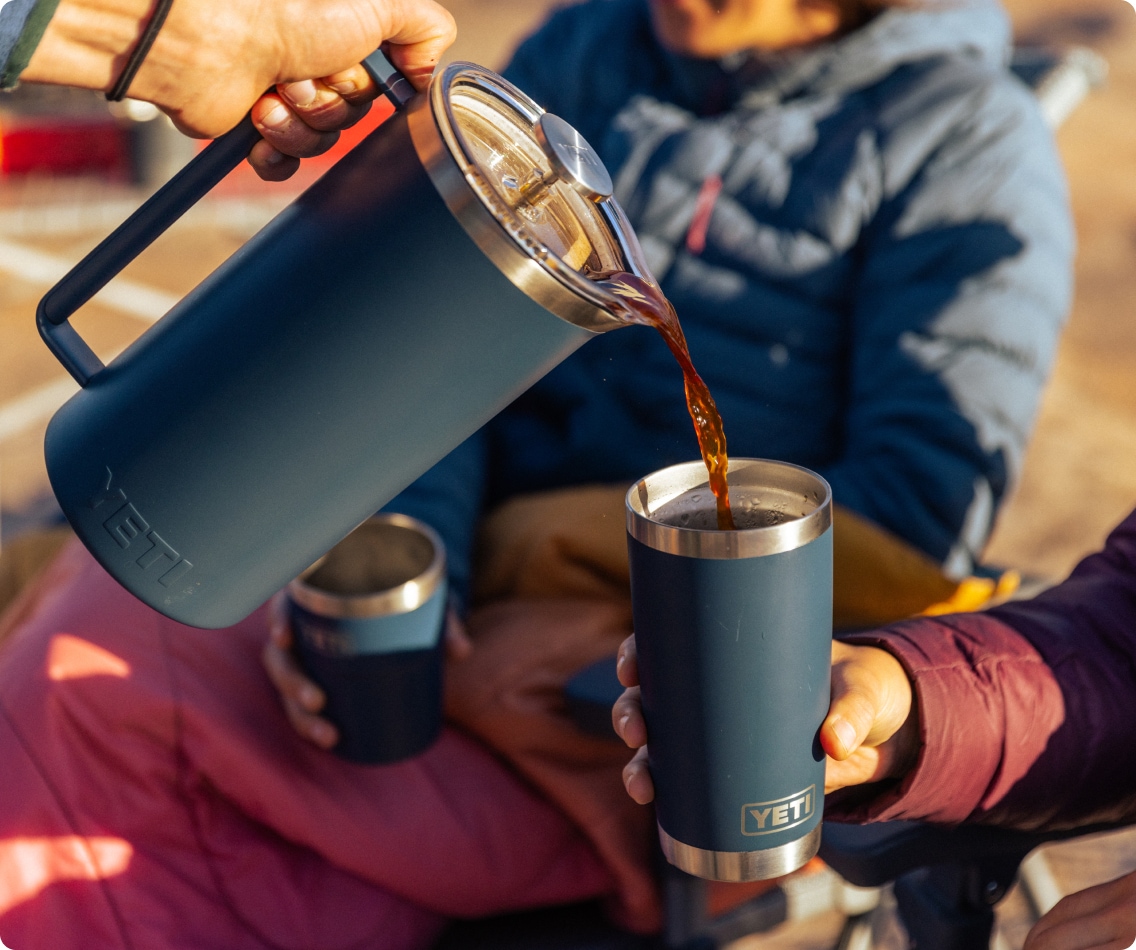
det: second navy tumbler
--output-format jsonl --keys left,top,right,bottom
{"left": 626, "top": 459, "right": 833, "bottom": 882}
{"left": 289, "top": 514, "right": 447, "bottom": 765}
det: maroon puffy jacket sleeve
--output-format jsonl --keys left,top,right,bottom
{"left": 826, "top": 507, "right": 1136, "bottom": 830}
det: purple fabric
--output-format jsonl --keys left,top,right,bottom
{"left": 828, "top": 507, "right": 1136, "bottom": 829}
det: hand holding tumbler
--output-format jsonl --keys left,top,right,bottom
{"left": 288, "top": 514, "right": 447, "bottom": 765}
{"left": 626, "top": 459, "right": 833, "bottom": 881}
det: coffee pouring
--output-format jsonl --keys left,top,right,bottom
{"left": 38, "top": 51, "right": 654, "bottom": 628}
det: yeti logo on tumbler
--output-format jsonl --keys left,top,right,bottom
{"left": 741, "top": 786, "right": 816, "bottom": 837}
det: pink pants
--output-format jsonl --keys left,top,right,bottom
{"left": 0, "top": 542, "right": 613, "bottom": 949}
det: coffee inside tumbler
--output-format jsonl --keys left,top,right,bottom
{"left": 297, "top": 520, "right": 442, "bottom": 614}
{"left": 627, "top": 459, "right": 832, "bottom": 882}
{"left": 649, "top": 483, "right": 820, "bottom": 531}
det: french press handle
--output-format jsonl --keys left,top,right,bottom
{"left": 37, "top": 48, "right": 417, "bottom": 387}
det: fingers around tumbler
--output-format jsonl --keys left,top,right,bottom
{"left": 616, "top": 634, "right": 639, "bottom": 688}
{"left": 287, "top": 697, "right": 340, "bottom": 749}
{"left": 261, "top": 641, "right": 339, "bottom": 748}
{"left": 264, "top": 599, "right": 325, "bottom": 713}
{"left": 612, "top": 685, "right": 647, "bottom": 749}
{"left": 824, "top": 641, "right": 914, "bottom": 761}
{"left": 262, "top": 637, "right": 325, "bottom": 713}
{"left": 264, "top": 595, "right": 340, "bottom": 748}
{"left": 819, "top": 707, "right": 865, "bottom": 762}
{"left": 623, "top": 746, "right": 655, "bottom": 805}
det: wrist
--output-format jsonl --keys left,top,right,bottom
{"left": 22, "top": 0, "right": 270, "bottom": 136}
{"left": 121, "top": 0, "right": 267, "bottom": 131}
{"left": 21, "top": 0, "right": 152, "bottom": 89}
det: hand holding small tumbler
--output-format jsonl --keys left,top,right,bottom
{"left": 281, "top": 514, "right": 450, "bottom": 765}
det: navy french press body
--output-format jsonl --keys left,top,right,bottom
{"left": 38, "top": 55, "right": 652, "bottom": 628}
{"left": 626, "top": 459, "right": 833, "bottom": 882}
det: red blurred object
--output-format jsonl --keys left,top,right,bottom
{"left": 0, "top": 92, "right": 396, "bottom": 184}
{"left": 0, "top": 114, "right": 133, "bottom": 178}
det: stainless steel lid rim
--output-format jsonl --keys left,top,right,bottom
{"left": 288, "top": 513, "right": 447, "bottom": 618}
{"left": 626, "top": 458, "right": 833, "bottom": 559}
{"left": 407, "top": 62, "right": 646, "bottom": 334}
{"left": 658, "top": 824, "right": 822, "bottom": 882}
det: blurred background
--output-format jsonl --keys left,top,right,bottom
{"left": 0, "top": 0, "right": 1134, "bottom": 946}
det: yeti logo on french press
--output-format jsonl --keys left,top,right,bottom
{"left": 90, "top": 469, "right": 194, "bottom": 588}
{"left": 741, "top": 786, "right": 816, "bottom": 836}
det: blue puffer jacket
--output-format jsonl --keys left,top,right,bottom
{"left": 388, "top": 0, "right": 1073, "bottom": 605}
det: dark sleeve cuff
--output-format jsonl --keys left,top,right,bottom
{"left": 1, "top": 0, "right": 62, "bottom": 88}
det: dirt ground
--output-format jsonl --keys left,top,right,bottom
{"left": 982, "top": 0, "right": 1136, "bottom": 578}
{"left": 1, "top": 0, "right": 1135, "bottom": 947}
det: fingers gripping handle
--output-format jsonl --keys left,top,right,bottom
{"left": 37, "top": 53, "right": 417, "bottom": 388}
{"left": 363, "top": 48, "right": 417, "bottom": 110}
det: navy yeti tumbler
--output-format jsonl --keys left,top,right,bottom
{"left": 289, "top": 514, "right": 447, "bottom": 765}
{"left": 626, "top": 459, "right": 832, "bottom": 881}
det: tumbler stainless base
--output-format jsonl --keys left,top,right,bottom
{"left": 659, "top": 823, "right": 822, "bottom": 882}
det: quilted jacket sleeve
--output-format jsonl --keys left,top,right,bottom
{"left": 821, "top": 65, "right": 1074, "bottom": 573}
{"left": 828, "top": 507, "right": 1136, "bottom": 830}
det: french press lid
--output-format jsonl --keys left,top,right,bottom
{"left": 406, "top": 63, "right": 655, "bottom": 333}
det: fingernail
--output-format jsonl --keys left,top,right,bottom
{"left": 300, "top": 685, "right": 320, "bottom": 708}
{"left": 259, "top": 102, "right": 290, "bottom": 130}
{"left": 283, "top": 80, "right": 318, "bottom": 107}
{"left": 618, "top": 714, "right": 630, "bottom": 737}
{"left": 263, "top": 148, "right": 286, "bottom": 165}
{"left": 833, "top": 718, "right": 857, "bottom": 754}
{"left": 327, "top": 79, "right": 356, "bottom": 95}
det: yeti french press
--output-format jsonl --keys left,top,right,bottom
{"left": 38, "top": 52, "right": 652, "bottom": 628}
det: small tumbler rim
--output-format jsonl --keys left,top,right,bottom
{"left": 289, "top": 513, "right": 446, "bottom": 618}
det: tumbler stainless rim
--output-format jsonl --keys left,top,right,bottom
{"left": 406, "top": 62, "right": 648, "bottom": 335}
{"left": 626, "top": 458, "right": 832, "bottom": 559}
{"left": 659, "top": 823, "right": 822, "bottom": 883}
{"left": 289, "top": 513, "right": 446, "bottom": 619}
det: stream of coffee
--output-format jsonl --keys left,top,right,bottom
{"left": 598, "top": 272, "right": 737, "bottom": 530}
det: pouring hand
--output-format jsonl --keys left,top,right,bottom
{"left": 23, "top": 0, "right": 457, "bottom": 179}
{"left": 611, "top": 635, "right": 920, "bottom": 805}
{"left": 262, "top": 594, "right": 471, "bottom": 749}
